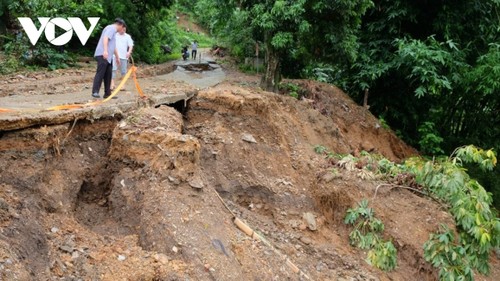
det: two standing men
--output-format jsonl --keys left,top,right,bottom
{"left": 92, "top": 18, "right": 133, "bottom": 99}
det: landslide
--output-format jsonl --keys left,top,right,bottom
{"left": 1, "top": 80, "right": 497, "bottom": 280}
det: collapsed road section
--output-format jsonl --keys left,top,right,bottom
{"left": 0, "top": 56, "right": 224, "bottom": 132}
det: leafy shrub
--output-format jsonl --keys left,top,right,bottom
{"left": 302, "top": 63, "right": 339, "bottom": 84}
{"left": 404, "top": 146, "right": 499, "bottom": 278}
{"left": 238, "top": 63, "right": 265, "bottom": 75}
{"left": 418, "top": 122, "right": 444, "bottom": 155}
{"left": 345, "top": 199, "right": 398, "bottom": 271}
{"left": 316, "top": 144, "right": 499, "bottom": 279}
{"left": 279, "top": 82, "right": 302, "bottom": 99}
{"left": 424, "top": 225, "right": 474, "bottom": 281}
{"left": 0, "top": 54, "right": 21, "bottom": 74}
{"left": 378, "top": 117, "right": 390, "bottom": 130}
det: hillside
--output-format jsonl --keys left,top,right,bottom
{"left": 1, "top": 54, "right": 498, "bottom": 280}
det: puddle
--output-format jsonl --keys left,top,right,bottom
{"left": 157, "top": 60, "right": 226, "bottom": 89}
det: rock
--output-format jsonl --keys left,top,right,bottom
{"left": 300, "top": 236, "right": 312, "bottom": 245}
{"left": 298, "top": 224, "right": 307, "bottom": 231}
{"left": 51, "top": 227, "right": 59, "bottom": 233}
{"left": 59, "top": 245, "right": 73, "bottom": 253}
{"left": 189, "top": 178, "right": 204, "bottom": 189}
{"left": 153, "top": 253, "right": 169, "bottom": 265}
{"left": 117, "top": 255, "right": 126, "bottom": 261}
{"left": 242, "top": 133, "right": 257, "bottom": 143}
{"left": 71, "top": 251, "right": 80, "bottom": 260}
{"left": 172, "top": 246, "right": 179, "bottom": 253}
{"left": 303, "top": 212, "right": 317, "bottom": 231}
{"left": 0, "top": 198, "right": 8, "bottom": 210}
{"left": 168, "top": 176, "right": 180, "bottom": 185}
{"left": 316, "top": 262, "right": 324, "bottom": 272}
{"left": 288, "top": 220, "right": 301, "bottom": 229}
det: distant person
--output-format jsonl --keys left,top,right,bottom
{"left": 111, "top": 26, "right": 134, "bottom": 90}
{"left": 191, "top": 40, "right": 198, "bottom": 60}
{"left": 91, "top": 18, "right": 126, "bottom": 99}
{"left": 182, "top": 46, "right": 189, "bottom": 61}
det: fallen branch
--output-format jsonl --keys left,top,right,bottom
{"left": 211, "top": 187, "right": 312, "bottom": 280}
{"left": 373, "top": 183, "right": 446, "bottom": 208}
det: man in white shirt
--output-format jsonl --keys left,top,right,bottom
{"left": 191, "top": 40, "right": 198, "bottom": 60}
{"left": 111, "top": 26, "right": 134, "bottom": 90}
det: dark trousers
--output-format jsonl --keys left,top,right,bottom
{"left": 92, "top": 56, "right": 113, "bottom": 97}
{"left": 192, "top": 50, "right": 197, "bottom": 60}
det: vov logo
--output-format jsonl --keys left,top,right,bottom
{"left": 18, "top": 17, "right": 100, "bottom": 46}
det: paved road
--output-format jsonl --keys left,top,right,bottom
{"left": 0, "top": 50, "right": 224, "bottom": 131}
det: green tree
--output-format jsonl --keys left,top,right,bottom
{"left": 191, "top": 0, "right": 372, "bottom": 92}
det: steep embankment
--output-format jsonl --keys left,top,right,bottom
{"left": 1, "top": 79, "right": 498, "bottom": 280}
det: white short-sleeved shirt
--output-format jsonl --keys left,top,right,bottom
{"left": 115, "top": 33, "right": 134, "bottom": 59}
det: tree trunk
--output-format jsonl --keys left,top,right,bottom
{"left": 260, "top": 34, "right": 281, "bottom": 92}
{"left": 363, "top": 88, "right": 369, "bottom": 108}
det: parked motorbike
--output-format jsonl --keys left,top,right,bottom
{"left": 181, "top": 46, "right": 189, "bottom": 61}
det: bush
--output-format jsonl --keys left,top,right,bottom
{"left": 279, "top": 82, "right": 303, "bottom": 99}
{"left": 345, "top": 199, "right": 398, "bottom": 271}
{"left": 317, "top": 144, "right": 499, "bottom": 279}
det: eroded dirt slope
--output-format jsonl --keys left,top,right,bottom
{"left": 1, "top": 81, "right": 498, "bottom": 281}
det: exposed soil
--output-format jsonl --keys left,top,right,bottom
{"left": 1, "top": 55, "right": 499, "bottom": 281}
{"left": 177, "top": 13, "right": 208, "bottom": 35}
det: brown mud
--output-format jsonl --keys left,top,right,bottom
{"left": 0, "top": 59, "right": 499, "bottom": 281}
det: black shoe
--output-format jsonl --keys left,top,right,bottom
{"left": 103, "top": 95, "right": 118, "bottom": 99}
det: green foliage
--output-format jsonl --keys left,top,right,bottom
{"left": 318, "top": 144, "right": 499, "bottom": 279}
{"left": 393, "top": 37, "right": 459, "bottom": 98}
{"left": 452, "top": 145, "right": 498, "bottom": 171}
{"left": 314, "top": 145, "right": 328, "bottom": 154}
{"left": 378, "top": 117, "right": 390, "bottom": 130}
{"left": 424, "top": 225, "right": 474, "bottom": 281}
{"left": 367, "top": 240, "right": 398, "bottom": 272}
{"left": 238, "top": 63, "right": 264, "bottom": 75}
{"left": 0, "top": 53, "right": 20, "bottom": 74}
{"left": 190, "top": 0, "right": 373, "bottom": 89}
{"left": 418, "top": 122, "right": 445, "bottom": 155}
{"left": 345, "top": 199, "right": 398, "bottom": 271}
{"left": 279, "top": 82, "right": 302, "bottom": 99}
{"left": 1, "top": 0, "right": 177, "bottom": 67}
{"left": 302, "top": 63, "right": 338, "bottom": 84}
{"left": 404, "top": 145, "right": 499, "bottom": 277}
{"left": 328, "top": 0, "right": 500, "bottom": 172}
